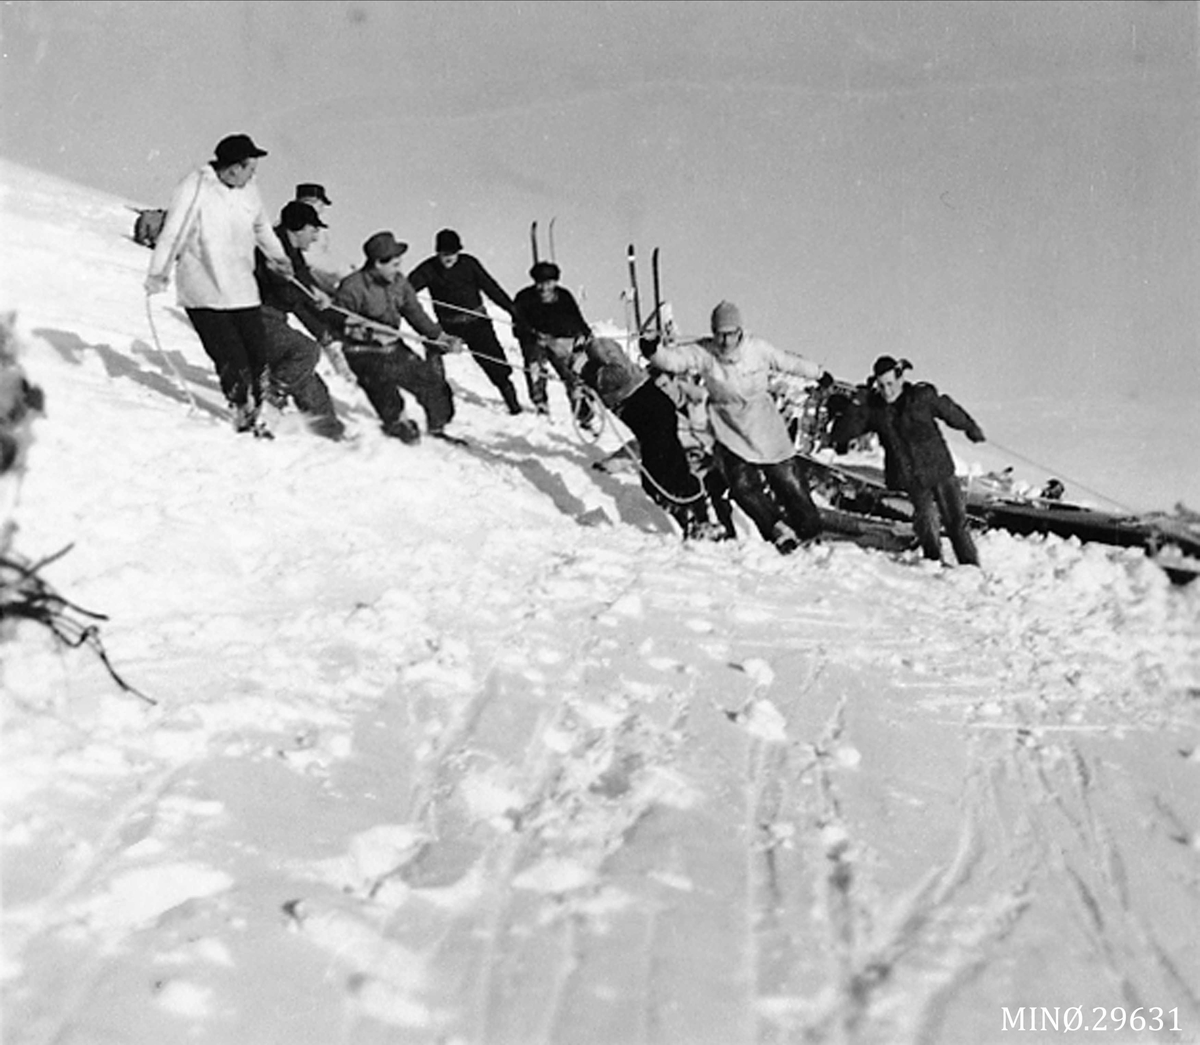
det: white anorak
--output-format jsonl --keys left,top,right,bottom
{"left": 650, "top": 334, "right": 821, "bottom": 464}
{"left": 147, "top": 165, "right": 287, "bottom": 310}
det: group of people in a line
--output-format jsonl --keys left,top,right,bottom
{"left": 145, "top": 133, "right": 986, "bottom": 567}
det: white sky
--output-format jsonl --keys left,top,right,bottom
{"left": 2, "top": 1, "right": 1197, "bottom": 416}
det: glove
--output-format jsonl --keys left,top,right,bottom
{"left": 967, "top": 425, "right": 986, "bottom": 444}
{"left": 638, "top": 336, "right": 660, "bottom": 359}
{"left": 144, "top": 273, "right": 169, "bottom": 296}
{"left": 817, "top": 371, "right": 835, "bottom": 390}
{"left": 440, "top": 334, "right": 467, "bottom": 354}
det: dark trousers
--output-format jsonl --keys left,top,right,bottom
{"left": 716, "top": 443, "right": 823, "bottom": 542}
{"left": 910, "top": 477, "right": 979, "bottom": 565}
{"left": 185, "top": 306, "right": 267, "bottom": 408}
{"left": 616, "top": 383, "right": 707, "bottom": 531}
{"left": 446, "top": 320, "right": 519, "bottom": 409}
{"left": 344, "top": 343, "right": 453, "bottom": 432}
{"left": 261, "top": 311, "right": 343, "bottom": 439}
{"left": 517, "top": 336, "right": 578, "bottom": 409}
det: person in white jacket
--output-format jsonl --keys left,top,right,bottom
{"left": 145, "top": 134, "right": 293, "bottom": 435}
{"left": 644, "top": 300, "right": 827, "bottom": 552}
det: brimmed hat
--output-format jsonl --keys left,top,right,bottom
{"left": 294, "top": 183, "right": 331, "bottom": 206}
{"left": 870, "top": 355, "right": 911, "bottom": 381}
{"left": 363, "top": 231, "right": 408, "bottom": 262}
{"left": 710, "top": 300, "right": 743, "bottom": 334}
{"left": 530, "top": 261, "right": 561, "bottom": 282}
{"left": 435, "top": 228, "right": 463, "bottom": 254}
{"left": 280, "top": 200, "right": 327, "bottom": 231}
{"left": 213, "top": 133, "right": 267, "bottom": 167}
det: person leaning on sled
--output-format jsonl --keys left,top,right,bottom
{"left": 333, "top": 232, "right": 464, "bottom": 444}
{"left": 642, "top": 301, "right": 827, "bottom": 554}
{"left": 144, "top": 133, "right": 293, "bottom": 437}
{"left": 253, "top": 201, "right": 346, "bottom": 441}
{"left": 407, "top": 229, "right": 524, "bottom": 416}
{"left": 512, "top": 260, "right": 593, "bottom": 421}
{"left": 831, "top": 355, "right": 985, "bottom": 567}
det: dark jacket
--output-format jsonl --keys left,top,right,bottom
{"left": 407, "top": 253, "right": 516, "bottom": 330}
{"left": 334, "top": 266, "right": 443, "bottom": 343}
{"left": 255, "top": 225, "right": 332, "bottom": 339}
{"left": 832, "top": 381, "right": 984, "bottom": 490}
{"left": 512, "top": 284, "right": 590, "bottom": 344}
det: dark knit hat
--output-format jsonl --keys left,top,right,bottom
{"left": 294, "top": 183, "right": 331, "bottom": 206}
{"left": 530, "top": 261, "right": 561, "bottom": 282}
{"left": 435, "top": 228, "right": 463, "bottom": 254}
{"left": 280, "top": 201, "right": 327, "bottom": 231}
{"left": 710, "top": 300, "right": 743, "bottom": 334}
{"left": 363, "top": 231, "right": 408, "bottom": 262}
{"left": 213, "top": 134, "right": 267, "bottom": 167}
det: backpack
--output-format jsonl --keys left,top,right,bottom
{"left": 132, "top": 208, "right": 167, "bottom": 248}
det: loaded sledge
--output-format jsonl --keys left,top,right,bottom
{"left": 775, "top": 375, "right": 1200, "bottom": 583}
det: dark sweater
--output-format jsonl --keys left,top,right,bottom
{"left": 407, "top": 253, "right": 516, "bottom": 329}
{"left": 512, "top": 284, "right": 590, "bottom": 344}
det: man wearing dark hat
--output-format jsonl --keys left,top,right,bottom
{"left": 832, "top": 356, "right": 986, "bottom": 566}
{"left": 294, "top": 183, "right": 332, "bottom": 212}
{"left": 408, "top": 229, "right": 524, "bottom": 415}
{"left": 145, "top": 133, "right": 292, "bottom": 436}
{"left": 333, "top": 232, "right": 462, "bottom": 443}
{"left": 512, "top": 260, "right": 592, "bottom": 416}
{"left": 253, "top": 201, "right": 345, "bottom": 440}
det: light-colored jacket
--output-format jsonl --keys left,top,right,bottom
{"left": 650, "top": 334, "right": 821, "bottom": 464}
{"left": 147, "top": 165, "right": 286, "bottom": 310}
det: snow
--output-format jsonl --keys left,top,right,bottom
{"left": 2, "top": 158, "right": 1199, "bottom": 1045}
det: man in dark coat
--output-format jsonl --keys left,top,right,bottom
{"left": 334, "top": 232, "right": 463, "bottom": 443}
{"left": 512, "top": 260, "right": 591, "bottom": 416}
{"left": 407, "top": 229, "right": 523, "bottom": 415}
{"left": 254, "top": 201, "right": 344, "bottom": 440}
{"left": 832, "top": 355, "right": 985, "bottom": 566}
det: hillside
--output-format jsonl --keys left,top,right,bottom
{"left": 2, "top": 160, "right": 1198, "bottom": 1045}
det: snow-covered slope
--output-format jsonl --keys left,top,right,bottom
{"left": 2, "top": 160, "right": 1198, "bottom": 1045}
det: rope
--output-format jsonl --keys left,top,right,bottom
{"left": 427, "top": 298, "right": 518, "bottom": 329}
{"left": 143, "top": 295, "right": 199, "bottom": 413}
{"left": 984, "top": 438, "right": 1136, "bottom": 514}
{"left": 142, "top": 169, "right": 205, "bottom": 413}
{"left": 587, "top": 389, "right": 707, "bottom": 508}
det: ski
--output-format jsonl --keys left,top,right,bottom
{"left": 548, "top": 217, "right": 557, "bottom": 262}
{"left": 627, "top": 244, "right": 643, "bottom": 334}
{"left": 530, "top": 221, "right": 539, "bottom": 265}
{"left": 651, "top": 247, "right": 663, "bottom": 339}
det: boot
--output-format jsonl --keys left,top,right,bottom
{"left": 771, "top": 520, "right": 801, "bottom": 555}
{"left": 500, "top": 380, "right": 522, "bottom": 415}
{"left": 383, "top": 417, "right": 421, "bottom": 444}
